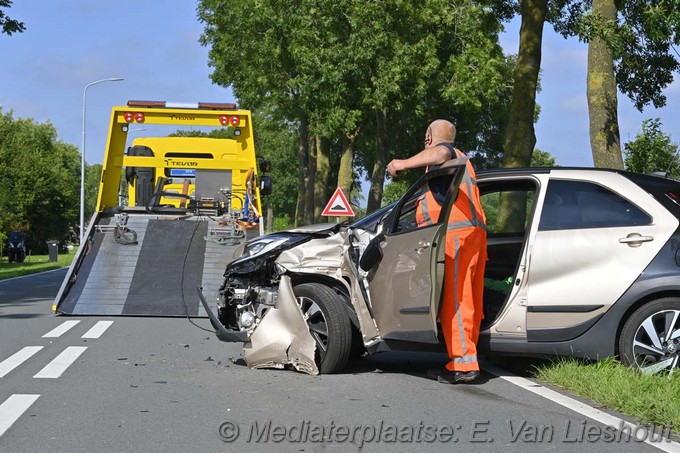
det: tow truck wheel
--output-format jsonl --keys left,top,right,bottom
{"left": 294, "top": 283, "right": 352, "bottom": 374}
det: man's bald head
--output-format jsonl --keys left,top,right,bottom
{"left": 427, "top": 119, "right": 456, "bottom": 144}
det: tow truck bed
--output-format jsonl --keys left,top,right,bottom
{"left": 55, "top": 212, "right": 254, "bottom": 316}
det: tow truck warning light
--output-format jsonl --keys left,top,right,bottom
{"left": 126, "top": 100, "right": 238, "bottom": 110}
{"left": 219, "top": 115, "right": 241, "bottom": 126}
{"left": 122, "top": 101, "right": 241, "bottom": 126}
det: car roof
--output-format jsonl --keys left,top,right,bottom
{"left": 477, "top": 166, "right": 680, "bottom": 186}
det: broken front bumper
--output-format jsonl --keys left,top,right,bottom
{"left": 197, "top": 288, "right": 249, "bottom": 343}
{"left": 198, "top": 275, "right": 319, "bottom": 375}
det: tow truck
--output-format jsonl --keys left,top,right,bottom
{"left": 53, "top": 100, "right": 271, "bottom": 317}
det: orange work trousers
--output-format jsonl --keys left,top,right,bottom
{"left": 440, "top": 226, "right": 487, "bottom": 372}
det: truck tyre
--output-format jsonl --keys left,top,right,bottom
{"left": 619, "top": 297, "right": 680, "bottom": 374}
{"left": 294, "top": 283, "right": 352, "bottom": 374}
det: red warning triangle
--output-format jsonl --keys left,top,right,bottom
{"left": 321, "top": 187, "right": 355, "bottom": 217}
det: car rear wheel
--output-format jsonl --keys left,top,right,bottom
{"left": 294, "top": 283, "right": 352, "bottom": 374}
{"left": 619, "top": 298, "right": 680, "bottom": 374}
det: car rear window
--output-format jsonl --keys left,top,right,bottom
{"left": 623, "top": 172, "right": 680, "bottom": 220}
{"left": 539, "top": 180, "right": 651, "bottom": 230}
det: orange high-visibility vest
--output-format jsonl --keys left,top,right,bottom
{"left": 415, "top": 146, "right": 486, "bottom": 229}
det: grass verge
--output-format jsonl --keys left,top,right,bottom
{"left": 535, "top": 357, "right": 680, "bottom": 430}
{"left": 0, "top": 248, "right": 77, "bottom": 280}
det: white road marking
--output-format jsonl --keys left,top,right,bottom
{"left": 482, "top": 361, "right": 680, "bottom": 452}
{"left": 0, "top": 394, "right": 40, "bottom": 437}
{"left": 0, "top": 346, "right": 43, "bottom": 378}
{"left": 81, "top": 320, "right": 113, "bottom": 339}
{"left": 42, "top": 320, "right": 81, "bottom": 338}
{"left": 33, "top": 346, "right": 87, "bottom": 379}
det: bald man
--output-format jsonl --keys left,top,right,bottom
{"left": 387, "top": 119, "right": 487, "bottom": 384}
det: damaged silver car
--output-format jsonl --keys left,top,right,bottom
{"left": 201, "top": 158, "right": 680, "bottom": 375}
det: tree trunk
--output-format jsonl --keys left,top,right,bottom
{"left": 295, "top": 117, "right": 309, "bottom": 227}
{"left": 366, "top": 109, "right": 388, "bottom": 213}
{"left": 588, "top": 0, "right": 623, "bottom": 169}
{"left": 337, "top": 133, "right": 356, "bottom": 221}
{"left": 502, "top": 0, "right": 546, "bottom": 169}
{"left": 314, "top": 136, "right": 331, "bottom": 222}
{"left": 498, "top": 0, "right": 546, "bottom": 233}
{"left": 303, "top": 134, "right": 317, "bottom": 225}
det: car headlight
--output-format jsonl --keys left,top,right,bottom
{"left": 231, "top": 234, "right": 310, "bottom": 266}
{"left": 241, "top": 236, "right": 291, "bottom": 258}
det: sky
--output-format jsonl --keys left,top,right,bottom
{"left": 1, "top": 1, "right": 679, "bottom": 195}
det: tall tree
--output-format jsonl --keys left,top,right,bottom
{"left": 553, "top": 0, "right": 679, "bottom": 167}
{"left": 587, "top": 0, "right": 622, "bottom": 168}
{"left": 502, "top": 0, "right": 547, "bottom": 169}
{"left": 199, "top": 0, "right": 515, "bottom": 219}
{"left": 0, "top": 110, "right": 80, "bottom": 252}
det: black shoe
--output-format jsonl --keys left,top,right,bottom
{"left": 428, "top": 369, "right": 480, "bottom": 384}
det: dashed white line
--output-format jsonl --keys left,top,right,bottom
{"left": 0, "top": 347, "right": 43, "bottom": 378}
{"left": 81, "top": 320, "right": 114, "bottom": 339}
{"left": 0, "top": 394, "right": 40, "bottom": 437}
{"left": 33, "top": 346, "right": 87, "bottom": 379}
{"left": 482, "top": 361, "right": 680, "bottom": 453}
{"left": 42, "top": 320, "right": 81, "bottom": 338}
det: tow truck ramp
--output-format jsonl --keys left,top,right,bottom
{"left": 55, "top": 212, "right": 254, "bottom": 317}
{"left": 52, "top": 100, "right": 270, "bottom": 317}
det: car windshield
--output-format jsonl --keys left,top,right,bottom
{"left": 350, "top": 202, "right": 396, "bottom": 232}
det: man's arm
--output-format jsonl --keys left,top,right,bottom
{"left": 387, "top": 145, "right": 452, "bottom": 177}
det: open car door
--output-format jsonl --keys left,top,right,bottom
{"left": 363, "top": 158, "right": 468, "bottom": 344}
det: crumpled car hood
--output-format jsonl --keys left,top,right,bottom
{"left": 280, "top": 223, "right": 338, "bottom": 234}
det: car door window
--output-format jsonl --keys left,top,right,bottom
{"left": 393, "top": 174, "right": 453, "bottom": 233}
{"left": 539, "top": 180, "right": 651, "bottom": 230}
{"left": 482, "top": 189, "right": 535, "bottom": 235}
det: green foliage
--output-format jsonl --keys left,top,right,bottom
{"left": 0, "top": 0, "right": 24, "bottom": 36}
{"left": 624, "top": 118, "right": 679, "bottom": 178}
{"left": 198, "top": 0, "right": 516, "bottom": 211}
{"left": 169, "top": 128, "right": 238, "bottom": 139}
{"left": 272, "top": 213, "right": 294, "bottom": 232}
{"left": 0, "top": 109, "right": 80, "bottom": 252}
{"left": 531, "top": 148, "right": 558, "bottom": 167}
{"left": 85, "top": 163, "right": 102, "bottom": 220}
{"left": 382, "top": 179, "right": 412, "bottom": 206}
{"left": 553, "top": 0, "right": 680, "bottom": 111}
{"left": 251, "top": 113, "right": 299, "bottom": 222}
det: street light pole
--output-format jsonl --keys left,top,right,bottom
{"left": 81, "top": 77, "right": 123, "bottom": 245}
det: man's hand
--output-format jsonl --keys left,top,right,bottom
{"left": 387, "top": 159, "right": 404, "bottom": 177}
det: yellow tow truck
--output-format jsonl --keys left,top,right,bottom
{"left": 53, "top": 100, "right": 271, "bottom": 317}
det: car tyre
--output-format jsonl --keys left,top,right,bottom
{"left": 619, "top": 297, "right": 680, "bottom": 374}
{"left": 294, "top": 283, "right": 352, "bottom": 374}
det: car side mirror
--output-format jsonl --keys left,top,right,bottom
{"left": 259, "top": 176, "right": 272, "bottom": 196}
{"left": 359, "top": 234, "right": 385, "bottom": 272}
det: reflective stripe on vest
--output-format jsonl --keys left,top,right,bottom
{"left": 417, "top": 193, "right": 437, "bottom": 227}
{"left": 451, "top": 147, "right": 485, "bottom": 231}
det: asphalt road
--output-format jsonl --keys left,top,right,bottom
{"left": 0, "top": 270, "right": 676, "bottom": 452}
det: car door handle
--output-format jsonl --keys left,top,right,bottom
{"left": 415, "top": 241, "right": 431, "bottom": 253}
{"left": 619, "top": 233, "right": 654, "bottom": 247}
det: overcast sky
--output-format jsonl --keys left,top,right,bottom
{"left": 1, "top": 1, "right": 678, "bottom": 187}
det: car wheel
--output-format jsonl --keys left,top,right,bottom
{"left": 619, "top": 298, "right": 680, "bottom": 374}
{"left": 294, "top": 283, "right": 352, "bottom": 374}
